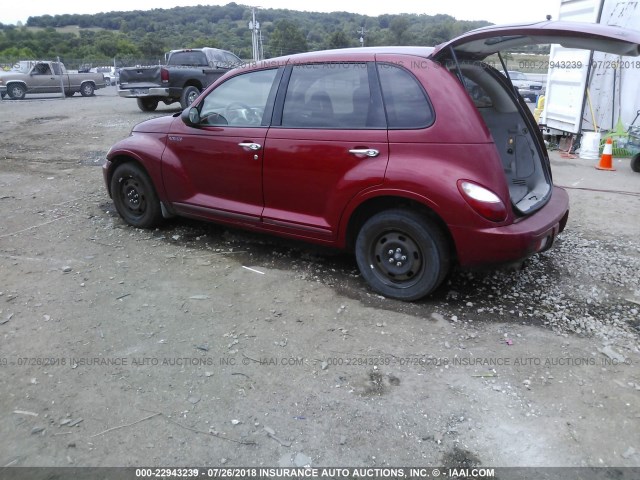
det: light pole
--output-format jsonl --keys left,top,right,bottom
{"left": 249, "top": 7, "right": 262, "bottom": 62}
{"left": 357, "top": 26, "right": 367, "bottom": 47}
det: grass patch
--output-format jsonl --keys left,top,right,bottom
{"left": 23, "top": 25, "right": 106, "bottom": 36}
{"left": 485, "top": 53, "right": 551, "bottom": 73}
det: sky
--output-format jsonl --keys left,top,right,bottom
{"left": 1, "top": 0, "right": 562, "bottom": 26}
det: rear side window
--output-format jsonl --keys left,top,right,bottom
{"left": 282, "top": 63, "right": 385, "bottom": 129}
{"left": 377, "top": 63, "right": 434, "bottom": 129}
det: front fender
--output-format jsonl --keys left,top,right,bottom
{"left": 106, "top": 133, "right": 168, "bottom": 200}
{"left": 5, "top": 80, "right": 28, "bottom": 92}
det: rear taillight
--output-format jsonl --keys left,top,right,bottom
{"left": 457, "top": 180, "right": 507, "bottom": 222}
{"left": 161, "top": 68, "right": 169, "bottom": 83}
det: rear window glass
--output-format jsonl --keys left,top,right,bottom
{"left": 377, "top": 63, "right": 434, "bottom": 129}
{"left": 462, "top": 77, "right": 493, "bottom": 108}
{"left": 168, "top": 51, "right": 208, "bottom": 66}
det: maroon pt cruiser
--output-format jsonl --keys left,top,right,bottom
{"left": 103, "top": 21, "right": 640, "bottom": 300}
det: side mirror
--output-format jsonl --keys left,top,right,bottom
{"left": 181, "top": 107, "right": 201, "bottom": 127}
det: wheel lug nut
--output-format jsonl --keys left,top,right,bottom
{"left": 401, "top": 255, "right": 407, "bottom": 261}
{"left": 388, "top": 258, "right": 394, "bottom": 263}
{"left": 396, "top": 248, "right": 402, "bottom": 253}
{"left": 388, "top": 250, "right": 394, "bottom": 255}
{"left": 396, "top": 262, "right": 402, "bottom": 267}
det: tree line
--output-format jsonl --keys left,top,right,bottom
{"left": 0, "top": 2, "right": 546, "bottom": 67}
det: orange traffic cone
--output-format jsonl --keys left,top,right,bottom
{"left": 596, "top": 137, "right": 615, "bottom": 171}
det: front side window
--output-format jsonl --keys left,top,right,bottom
{"left": 33, "top": 63, "right": 52, "bottom": 75}
{"left": 282, "top": 63, "right": 385, "bottom": 129}
{"left": 377, "top": 63, "right": 434, "bottom": 129}
{"left": 222, "top": 52, "right": 243, "bottom": 67}
{"left": 198, "top": 69, "right": 278, "bottom": 127}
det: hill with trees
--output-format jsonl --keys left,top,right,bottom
{"left": 0, "top": 2, "right": 505, "bottom": 68}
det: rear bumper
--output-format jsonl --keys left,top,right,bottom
{"left": 451, "top": 186, "right": 569, "bottom": 266}
{"left": 118, "top": 87, "right": 180, "bottom": 98}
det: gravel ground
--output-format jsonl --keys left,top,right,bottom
{"left": 0, "top": 90, "right": 639, "bottom": 471}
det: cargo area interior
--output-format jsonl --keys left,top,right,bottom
{"left": 457, "top": 63, "right": 552, "bottom": 215}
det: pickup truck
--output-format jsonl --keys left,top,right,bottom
{"left": 505, "top": 71, "right": 545, "bottom": 103}
{"left": 118, "top": 47, "right": 243, "bottom": 112}
{"left": 0, "top": 61, "right": 106, "bottom": 100}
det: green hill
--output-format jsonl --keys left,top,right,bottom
{"left": 1, "top": 2, "right": 496, "bottom": 67}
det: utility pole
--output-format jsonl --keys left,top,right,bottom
{"left": 57, "top": 56, "right": 65, "bottom": 99}
{"left": 249, "top": 7, "right": 263, "bottom": 62}
{"left": 357, "top": 26, "right": 367, "bottom": 47}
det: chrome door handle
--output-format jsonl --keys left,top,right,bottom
{"left": 238, "top": 142, "right": 262, "bottom": 151}
{"left": 349, "top": 148, "right": 379, "bottom": 157}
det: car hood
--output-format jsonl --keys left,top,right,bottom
{"left": 431, "top": 21, "right": 640, "bottom": 60}
{"left": 132, "top": 115, "right": 177, "bottom": 133}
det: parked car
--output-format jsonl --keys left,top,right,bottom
{"left": 90, "top": 66, "right": 119, "bottom": 86}
{"left": 506, "top": 70, "right": 545, "bottom": 102}
{"left": 103, "top": 21, "right": 640, "bottom": 300}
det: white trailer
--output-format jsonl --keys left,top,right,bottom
{"left": 541, "top": 0, "right": 640, "bottom": 134}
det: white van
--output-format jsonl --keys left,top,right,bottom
{"left": 90, "top": 66, "right": 119, "bottom": 86}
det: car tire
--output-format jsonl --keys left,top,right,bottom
{"left": 632, "top": 153, "right": 640, "bottom": 173}
{"left": 180, "top": 86, "right": 200, "bottom": 110}
{"left": 355, "top": 209, "right": 449, "bottom": 301}
{"left": 137, "top": 97, "right": 159, "bottom": 112}
{"left": 8, "top": 83, "right": 26, "bottom": 100}
{"left": 80, "top": 83, "right": 95, "bottom": 97}
{"left": 110, "top": 162, "right": 163, "bottom": 228}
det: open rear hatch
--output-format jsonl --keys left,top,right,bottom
{"left": 430, "top": 21, "right": 640, "bottom": 216}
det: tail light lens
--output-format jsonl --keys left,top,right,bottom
{"left": 160, "top": 68, "right": 169, "bottom": 83}
{"left": 457, "top": 180, "right": 508, "bottom": 222}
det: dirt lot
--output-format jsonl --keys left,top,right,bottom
{"left": 1, "top": 88, "right": 639, "bottom": 471}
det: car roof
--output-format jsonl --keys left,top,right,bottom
{"left": 257, "top": 46, "right": 435, "bottom": 67}
{"left": 169, "top": 47, "right": 234, "bottom": 54}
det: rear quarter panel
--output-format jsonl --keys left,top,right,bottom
{"left": 165, "top": 66, "right": 229, "bottom": 90}
{"left": 368, "top": 55, "right": 513, "bottom": 230}
{"left": 68, "top": 73, "right": 106, "bottom": 90}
